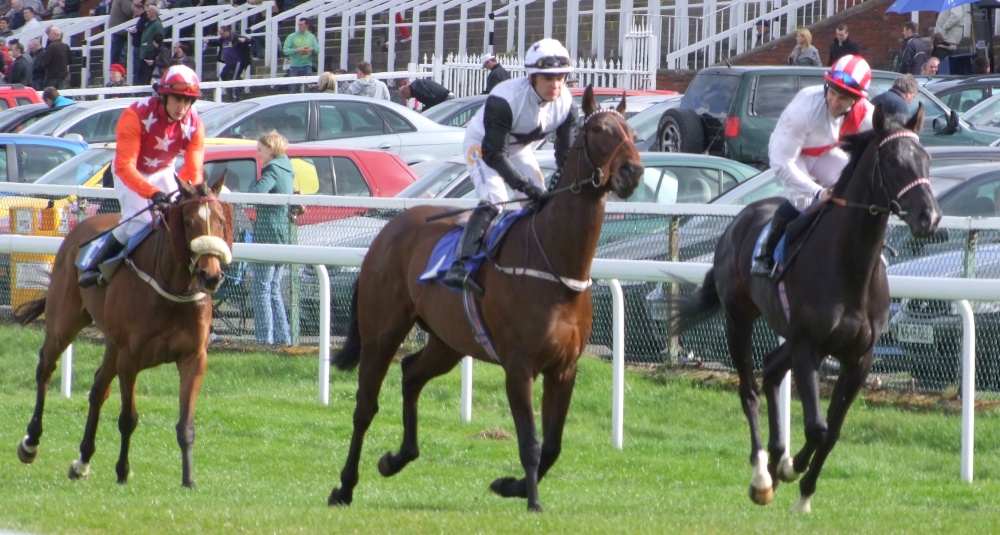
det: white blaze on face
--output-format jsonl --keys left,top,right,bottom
{"left": 198, "top": 203, "right": 212, "bottom": 222}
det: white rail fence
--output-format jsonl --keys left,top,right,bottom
{"left": 0, "top": 187, "right": 997, "bottom": 484}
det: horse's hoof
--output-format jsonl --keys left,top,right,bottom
{"left": 328, "top": 488, "right": 352, "bottom": 507}
{"left": 527, "top": 502, "right": 544, "bottom": 513}
{"left": 489, "top": 477, "right": 526, "bottom": 499}
{"left": 182, "top": 480, "right": 195, "bottom": 489}
{"left": 777, "top": 456, "right": 800, "bottom": 483}
{"left": 749, "top": 484, "right": 774, "bottom": 506}
{"left": 68, "top": 460, "right": 90, "bottom": 481}
{"left": 790, "top": 495, "right": 812, "bottom": 514}
{"left": 378, "top": 452, "right": 397, "bottom": 477}
{"left": 17, "top": 441, "right": 37, "bottom": 464}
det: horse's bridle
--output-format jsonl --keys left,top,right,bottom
{"left": 127, "top": 196, "right": 229, "bottom": 303}
{"left": 830, "top": 130, "right": 930, "bottom": 217}
{"left": 546, "top": 108, "right": 634, "bottom": 196}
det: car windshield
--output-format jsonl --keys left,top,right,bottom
{"left": 628, "top": 100, "right": 674, "bottom": 142}
{"left": 962, "top": 94, "right": 1000, "bottom": 128}
{"left": 397, "top": 161, "right": 467, "bottom": 198}
{"left": 35, "top": 147, "right": 115, "bottom": 185}
{"left": 682, "top": 75, "right": 739, "bottom": 119}
{"left": 20, "top": 105, "right": 90, "bottom": 136}
{"left": 421, "top": 98, "right": 481, "bottom": 127}
{"left": 199, "top": 101, "right": 258, "bottom": 134}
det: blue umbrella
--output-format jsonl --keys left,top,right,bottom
{"left": 886, "top": 0, "right": 977, "bottom": 13}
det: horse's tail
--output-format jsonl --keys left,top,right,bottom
{"left": 10, "top": 297, "right": 46, "bottom": 326}
{"left": 670, "top": 268, "right": 721, "bottom": 333}
{"left": 332, "top": 281, "right": 361, "bottom": 371}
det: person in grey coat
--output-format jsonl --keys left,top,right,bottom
{"left": 788, "top": 28, "right": 821, "bottom": 66}
{"left": 250, "top": 130, "right": 295, "bottom": 347}
{"left": 345, "top": 61, "right": 390, "bottom": 100}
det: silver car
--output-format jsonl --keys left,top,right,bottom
{"left": 200, "top": 93, "right": 466, "bottom": 165}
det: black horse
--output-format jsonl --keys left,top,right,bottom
{"left": 674, "top": 104, "right": 940, "bottom": 512}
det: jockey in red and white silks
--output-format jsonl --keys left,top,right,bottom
{"left": 768, "top": 84, "right": 874, "bottom": 212}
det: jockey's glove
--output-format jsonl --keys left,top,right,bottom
{"left": 522, "top": 181, "right": 546, "bottom": 202}
{"left": 151, "top": 191, "right": 171, "bottom": 213}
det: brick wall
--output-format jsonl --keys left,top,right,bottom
{"left": 657, "top": 0, "right": 938, "bottom": 93}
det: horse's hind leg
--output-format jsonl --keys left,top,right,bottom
{"left": 722, "top": 308, "right": 771, "bottom": 505}
{"left": 378, "top": 336, "right": 463, "bottom": 478}
{"left": 490, "top": 362, "right": 579, "bottom": 505}
{"left": 792, "top": 354, "right": 872, "bottom": 514}
{"left": 328, "top": 318, "right": 414, "bottom": 507}
{"left": 18, "top": 311, "right": 90, "bottom": 464}
{"left": 69, "top": 344, "right": 119, "bottom": 480}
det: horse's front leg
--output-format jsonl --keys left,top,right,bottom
{"left": 785, "top": 346, "right": 826, "bottom": 512}
{"left": 378, "top": 341, "right": 462, "bottom": 478}
{"left": 491, "top": 367, "right": 542, "bottom": 512}
{"left": 115, "top": 365, "right": 139, "bottom": 484}
{"left": 176, "top": 353, "right": 207, "bottom": 488}
{"left": 70, "top": 349, "right": 119, "bottom": 480}
{"left": 794, "top": 353, "right": 872, "bottom": 514}
{"left": 536, "top": 364, "right": 578, "bottom": 482}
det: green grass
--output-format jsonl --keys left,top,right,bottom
{"left": 1, "top": 325, "right": 1000, "bottom": 534}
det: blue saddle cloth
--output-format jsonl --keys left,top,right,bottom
{"left": 419, "top": 208, "right": 529, "bottom": 285}
{"left": 75, "top": 224, "right": 155, "bottom": 272}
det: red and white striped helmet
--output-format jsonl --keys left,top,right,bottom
{"left": 824, "top": 55, "right": 871, "bottom": 99}
{"left": 157, "top": 65, "right": 202, "bottom": 98}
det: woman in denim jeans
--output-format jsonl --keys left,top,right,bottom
{"left": 250, "top": 131, "right": 294, "bottom": 346}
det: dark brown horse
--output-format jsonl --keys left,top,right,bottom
{"left": 675, "top": 105, "right": 940, "bottom": 512}
{"left": 327, "top": 87, "right": 643, "bottom": 512}
{"left": 12, "top": 178, "right": 234, "bottom": 488}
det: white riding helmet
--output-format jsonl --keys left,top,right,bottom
{"left": 524, "top": 38, "right": 573, "bottom": 75}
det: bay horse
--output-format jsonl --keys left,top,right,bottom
{"left": 674, "top": 104, "right": 940, "bottom": 512}
{"left": 12, "top": 178, "right": 234, "bottom": 488}
{"left": 327, "top": 87, "right": 643, "bottom": 512}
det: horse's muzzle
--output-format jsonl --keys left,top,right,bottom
{"left": 197, "top": 269, "right": 226, "bottom": 295}
{"left": 612, "top": 161, "right": 644, "bottom": 198}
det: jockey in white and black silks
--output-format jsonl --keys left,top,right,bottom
{"left": 751, "top": 54, "right": 875, "bottom": 279}
{"left": 442, "top": 38, "right": 578, "bottom": 294}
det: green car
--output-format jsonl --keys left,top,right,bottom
{"left": 658, "top": 65, "right": 1000, "bottom": 168}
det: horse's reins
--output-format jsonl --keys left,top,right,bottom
{"left": 777, "top": 130, "right": 928, "bottom": 282}
{"left": 133, "top": 195, "right": 227, "bottom": 302}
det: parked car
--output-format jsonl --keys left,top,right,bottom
{"left": 297, "top": 151, "right": 759, "bottom": 354}
{"left": 200, "top": 93, "right": 467, "bottom": 165}
{"left": 0, "top": 84, "right": 42, "bottom": 109}
{"left": 0, "top": 134, "right": 89, "bottom": 183}
{"left": 0, "top": 103, "right": 59, "bottom": 133}
{"left": 657, "top": 66, "right": 1000, "bottom": 168}
{"left": 421, "top": 94, "right": 486, "bottom": 127}
{"left": 924, "top": 74, "right": 1000, "bottom": 114}
{"left": 962, "top": 93, "right": 1000, "bottom": 132}
{"left": 624, "top": 96, "right": 684, "bottom": 151}
{"left": 888, "top": 244, "right": 1000, "bottom": 391}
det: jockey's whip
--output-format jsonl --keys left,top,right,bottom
{"left": 424, "top": 197, "right": 537, "bottom": 223}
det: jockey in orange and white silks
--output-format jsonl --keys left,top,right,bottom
{"left": 768, "top": 66, "right": 874, "bottom": 212}
{"left": 752, "top": 54, "right": 875, "bottom": 280}
{"left": 443, "top": 38, "right": 578, "bottom": 294}
{"left": 78, "top": 64, "right": 207, "bottom": 288}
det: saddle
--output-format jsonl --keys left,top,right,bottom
{"left": 75, "top": 225, "right": 156, "bottom": 284}
{"left": 751, "top": 201, "right": 827, "bottom": 279}
{"left": 418, "top": 207, "right": 530, "bottom": 287}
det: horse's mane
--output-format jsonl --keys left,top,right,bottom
{"left": 834, "top": 116, "right": 909, "bottom": 192}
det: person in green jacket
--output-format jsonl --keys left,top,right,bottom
{"left": 250, "top": 131, "right": 295, "bottom": 346}
{"left": 138, "top": 4, "right": 163, "bottom": 85}
{"left": 282, "top": 18, "right": 319, "bottom": 92}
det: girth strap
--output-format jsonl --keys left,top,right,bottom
{"left": 125, "top": 258, "right": 207, "bottom": 303}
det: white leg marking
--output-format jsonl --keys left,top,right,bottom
{"left": 71, "top": 459, "right": 90, "bottom": 478}
{"left": 21, "top": 435, "right": 37, "bottom": 454}
{"left": 778, "top": 453, "right": 800, "bottom": 482}
{"left": 751, "top": 450, "right": 772, "bottom": 490}
{"left": 791, "top": 495, "right": 812, "bottom": 513}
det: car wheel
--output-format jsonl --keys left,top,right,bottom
{"left": 657, "top": 108, "right": 705, "bottom": 153}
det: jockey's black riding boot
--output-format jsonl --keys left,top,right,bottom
{"left": 442, "top": 203, "right": 500, "bottom": 295}
{"left": 78, "top": 235, "right": 126, "bottom": 288}
{"left": 751, "top": 202, "right": 798, "bottom": 280}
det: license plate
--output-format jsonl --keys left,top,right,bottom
{"left": 893, "top": 323, "right": 934, "bottom": 344}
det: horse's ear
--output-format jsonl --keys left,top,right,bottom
{"left": 177, "top": 178, "right": 195, "bottom": 197}
{"left": 616, "top": 91, "right": 627, "bottom": 117}
{"left": 872, "top": 101, "right": 886, "bottom": 133}
{"left": 906, "top": 102, "right": 925, "bottom": 134}
{"left": 211, "top": 171, "right": 227, "bottom": 196}
{"left": 582, "top": 84, "right": 597, "bottom": 117}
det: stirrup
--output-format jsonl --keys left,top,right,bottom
{"left": 78, "top": 270, "right": 106, "bottom": 288}
{"left": 750, "top": 257, "right": 775, "bottom": 279}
